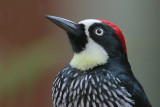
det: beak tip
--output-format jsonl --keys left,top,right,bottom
{"left": 45, "top": 15, "right": 52, "bottom": 19}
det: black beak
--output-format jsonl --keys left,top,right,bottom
{"left": 45, "top": 15, "right": 83, "bottom": 36}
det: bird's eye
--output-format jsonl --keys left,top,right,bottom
{"left": 94, "top": 27, "right": 104, "bottom": 36}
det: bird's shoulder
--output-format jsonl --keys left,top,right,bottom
{"left": 109, "top": 63, "right": 152, "bottom": 107}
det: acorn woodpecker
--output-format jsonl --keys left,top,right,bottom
{"left": 46, "top": 15, "right": 151, "bottom": 107}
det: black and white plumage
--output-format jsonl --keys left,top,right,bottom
{"left": 46, "top": 16, "right": 151, "bottom": 107}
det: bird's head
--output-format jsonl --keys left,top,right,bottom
{"left": 46, "top": 15, "right": 127, "bottom": 71}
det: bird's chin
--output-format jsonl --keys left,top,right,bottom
{"left": 67, "top": 31, "right": 88, "bottom": 53}
{"left": 70, "top": 38, "right": 109, "bottom": 71}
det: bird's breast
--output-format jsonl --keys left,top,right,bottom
{"left": 52, "top": 65, "right": 135, "bottom": 107}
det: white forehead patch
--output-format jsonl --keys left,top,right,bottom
{"left": 79, "top": 19, "right": 101, "bottom": 36}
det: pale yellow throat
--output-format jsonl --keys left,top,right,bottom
{"left": 70, "top": 38, "right": 109, "bottom": 71}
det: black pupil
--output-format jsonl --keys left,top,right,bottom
{"left": 97, "top": 29, "right": 102, "bottom": 34}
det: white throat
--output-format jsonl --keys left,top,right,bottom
{"left": 70, "top": 38, "right": 109, "bottom": 71}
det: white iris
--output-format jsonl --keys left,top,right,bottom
{"left": 95, "top": 28, "right": 104, "bottom": 36}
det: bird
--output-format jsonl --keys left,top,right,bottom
{"left": 45, "top": 15, "right": 152, "bottom": 107}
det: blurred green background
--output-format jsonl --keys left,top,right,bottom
{"left": 0, "top": 0, "right": 160, "bottom": 107}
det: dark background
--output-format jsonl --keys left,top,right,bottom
{"left": 0, "top": 0, "right": 160, "bottom": 107}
